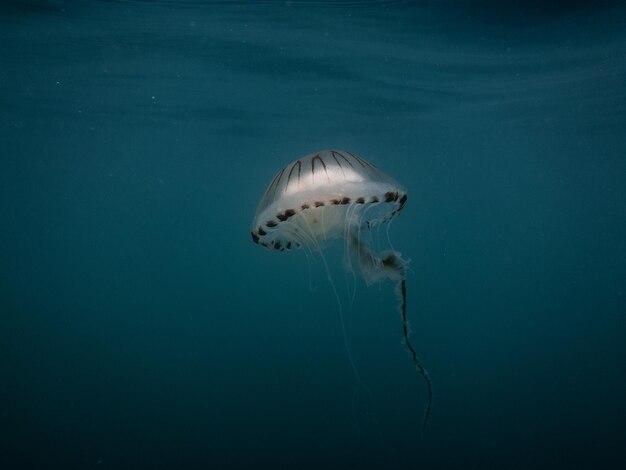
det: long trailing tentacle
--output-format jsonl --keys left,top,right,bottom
{"left": 400, "top": 278, "right": 432, "bottom": 433}
{"left": 349, "top": 234, "right": 432, "bottom": 432}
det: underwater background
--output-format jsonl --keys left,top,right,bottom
{"left": 1, "top": 1, "right": 625, "bottom": 468}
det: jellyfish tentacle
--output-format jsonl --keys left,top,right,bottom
{"left": 316, "top": 240, "right": 372, "bottom": 398}
{"left": 399, "top": 278, "right": 433, "bottom": 433}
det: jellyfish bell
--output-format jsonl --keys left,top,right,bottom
{"left": 251, "top": 149, "right": 407, "bottom": 266}
{"left": 250, "top": 149, "right": 432, "bottom": 431}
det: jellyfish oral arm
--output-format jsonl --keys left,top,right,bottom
{"left": 347, "top": 234, "right": 407, "bottom": 285}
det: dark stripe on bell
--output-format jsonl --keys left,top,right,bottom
{"left": 287, "top": 160, "right": 302, "bottom": 189}
{"left": 312, "top": 155, "right": 329, "bottom": 180}
{"left": 331, "top": 150, "right": 355, "bottom": 168}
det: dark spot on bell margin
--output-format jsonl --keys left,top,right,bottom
{"left": 286, "top": 242, "right": 292, "bottom": 249}
{"left": 266, "top": 220, "right": 277, "bottom": 228}
{"left": 330, "top": 199, "right": 340, "bottom": 205}
{"left": 384, "top": 191, "right": 398, "bottom": 202}
{"left": 370, "top": 196, "right": 379, "bottom": 203}
{"left": 314, "top": 201, "right": 325, "bottom": 207}
{"left": 276, "top": 209, "right": 296, "bottom": 221}
{"left": 274, "top": 240, "right": 282, "bottom": 250}
{"left": 399, "top": 194, "right": 408, "bottom": 208}
{"left": 341, "top": 197, "right": 351, "bottom": 204}
{"left": 251, "top": 232, "right": 259, "bottom": 244}
{"left": 356, "top": 197, "right": 365, "bottom": 204}
{"left": 301, "top": 203, "right": 310, "bottom": 210}
{"left": 258, "top": 227, "right": 267, "bottom": 236}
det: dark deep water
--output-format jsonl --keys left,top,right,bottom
{"left": 1, "top": 1, "right": 625, "bottom": 468}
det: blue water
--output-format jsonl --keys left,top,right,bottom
{"left": 1, "top": 1, "right": 625, "bottom": 468}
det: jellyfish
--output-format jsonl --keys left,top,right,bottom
{"left": 250, "top": 149, "right": 432, "bottom": 431}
